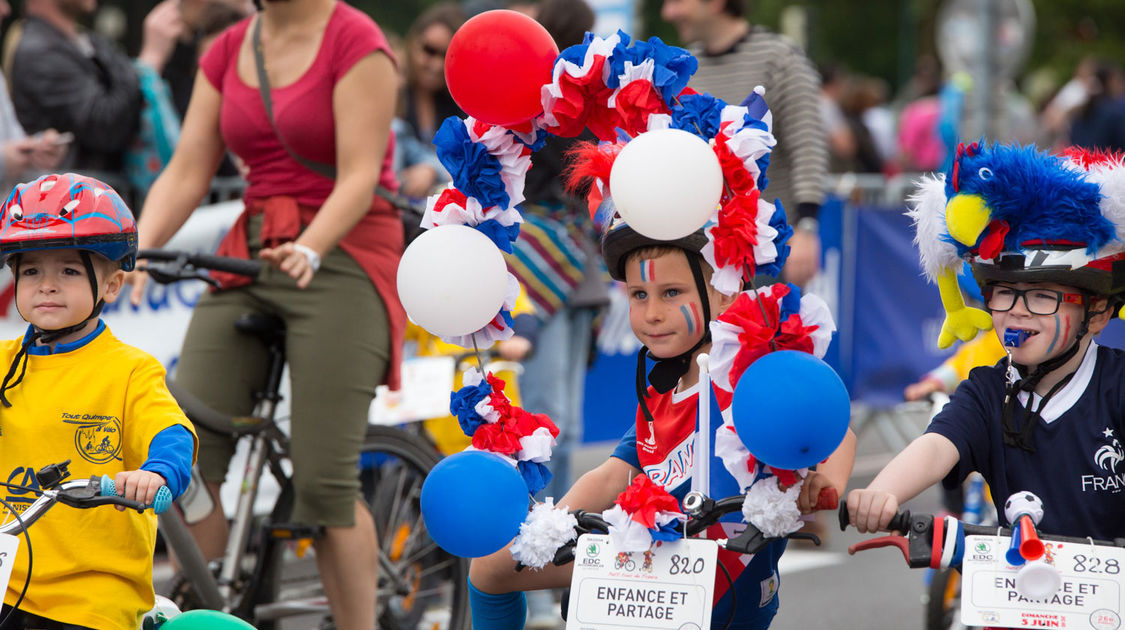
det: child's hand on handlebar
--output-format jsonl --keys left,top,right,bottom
{"left": 846, "top": 488, "right": 901, "bottom": 534}
{"left": 112, "top": 470, "right": 167, "bottom": 511}
{"left": 797, "top": 471, "right": 837, "bottom": 514}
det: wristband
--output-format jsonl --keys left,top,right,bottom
{"left": 292, "top": 243, "right": 321, "bottom": 273}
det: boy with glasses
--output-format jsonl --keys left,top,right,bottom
{"left": 848, "top": 144, "right": 1125, "bottom": 541}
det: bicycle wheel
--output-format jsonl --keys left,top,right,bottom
{"left": 361, "top": 425, "right": 470, "bottom": 630}
{"left": 925, "top": 567, "right": 978, "bottom": 630}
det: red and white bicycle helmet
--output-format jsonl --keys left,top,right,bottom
{"left": 0, "top": 173, "right": 138, "bottom": 271}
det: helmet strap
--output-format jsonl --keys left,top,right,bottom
{"left": 1001, "top": 300, "right": 1092, "bottom": 452}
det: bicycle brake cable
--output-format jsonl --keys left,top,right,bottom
{"left": 0, "top": 494, "right": 32, "bottom": 628}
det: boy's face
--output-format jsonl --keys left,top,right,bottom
{"left": 625, "top": 251, "right": 711, "bottom": 358}
{"left": 15, "top": 250, "right": 124, "bottom": 343}
{"left": 987, "top": 281, "right": 1108, "bottom": 366}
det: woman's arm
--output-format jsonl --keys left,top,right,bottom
{"left": 137, "top": 71, "right": 227, "bottom": 250}
{"left": 259, "top": 50, "right": 396, "bottom": 288}
{"left": 468, "top": 457, "right": 641, "bottom": 594}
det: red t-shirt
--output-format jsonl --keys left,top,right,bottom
{"left": 199, "top": 2, "right": 398, "bottom": 205}
{"left": 199, "top": 3, "right": 406, "bottom": 388}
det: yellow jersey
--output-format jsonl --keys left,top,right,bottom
{"left": 0, "top": 324, "right": 197, "bottom": 629}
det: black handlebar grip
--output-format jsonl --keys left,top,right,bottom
{"left": 187, "top": 253, "right": 262, "bottom": 277}
{"left": 886, "top": 510, "right": 912, "bottom": 534}
{"left": 838, "top": 503, "right": 850, "bottom": 532}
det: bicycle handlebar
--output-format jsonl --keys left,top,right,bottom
{"left": 2, "top": 470, "right": 171, "bottom": 536}
{"left": 522, "top": 488, "right": 838, "bottom": 571}
{"left": 137, "top": 249, "right": 262, "bottom": 285}
{"left": 837, "top": 504, "right": 1125, "bottom": 569}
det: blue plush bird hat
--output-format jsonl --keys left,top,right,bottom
{"left": 911, "top": 142, "right": 1125, "bottom": 349}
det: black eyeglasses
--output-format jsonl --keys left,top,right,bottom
{"left": 420, "top": 42, "right": 447, "bottom": 59}
{"left": 982, "top": 285, "right": 1086, "bottom": 315}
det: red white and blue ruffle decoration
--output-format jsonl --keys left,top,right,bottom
{"left": 450, "top": 368, "right": 560, "bottom": 495}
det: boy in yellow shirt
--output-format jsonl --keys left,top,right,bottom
{"left": 0, "top": 174, "right": 197, "bottom": 629}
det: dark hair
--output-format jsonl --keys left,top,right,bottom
{"left": 199, "top": 2, "right": 250, "bottom": 40}
{"left": 537, "top": 0, "right": 595, "bottom": 50}
{"left": 406, "top": 3, "right": 466, "bottom": 44}
{"left": 722, "top": 0, "right": 746, "bottom": 18}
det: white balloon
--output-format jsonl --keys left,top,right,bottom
{"left": 609, "top": 128, "right": 724, "bottom": 240}
{"left": 396, "top": 225, "right": 509, "bottom": 337}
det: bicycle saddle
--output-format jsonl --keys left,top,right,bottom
{"left": 234, "top": 313, "right": 286, "bottom": 348}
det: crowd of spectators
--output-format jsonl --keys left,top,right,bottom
{"left": 820, "top": 53, "right": 1125, "bottom": 177}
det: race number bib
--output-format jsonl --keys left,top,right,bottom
{"left": 0, "top": 534, "right": 18, "bottom": 590}
{"left": 961, "top": 535, "right": 1125, "bottom": 629}
{"left": 566, "top": 534, "right": 717, "bottom": 630}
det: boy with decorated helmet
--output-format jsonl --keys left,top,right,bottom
{"left": 466, "top": 30, "right": 856, "bottom": 629}
{"left": 0, "top": 173, "right": 197, "bottom": 629}
{"left": 848, "top": 144, "right": 1125, "bottom": 542}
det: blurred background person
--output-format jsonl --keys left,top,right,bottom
{"left": 0, "top": 0, "right": 67, "bottom": 189}
{"left": 387, "top": 29, "right": 449, "bottom": 200}
{"left": 1068, "top": 57, "right": 1125, "bottom": 153}
{"left": 8, "top": 0, "right": 183, "bottom": 178}
{"left": 395, "top": 2, "right": 463, "bottom": 198}
{"left": 661, "top": 0, "right": 827, "bottom": 289}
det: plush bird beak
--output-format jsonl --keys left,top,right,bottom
{"left": 945, "top": 194, "right": 991, "bottom": 246}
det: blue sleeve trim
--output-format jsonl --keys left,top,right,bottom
{"left": 141, "top": 425, "right": 195, "bottom": 498}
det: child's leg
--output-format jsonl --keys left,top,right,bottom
{"left": 469, "top": 578, "right": 528, "bottom": 630}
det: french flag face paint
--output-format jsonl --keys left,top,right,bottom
{"left": 680, "top": 302, "right": 700, "bottom": 335}
{"left": 639, "top": 259, "right": 656, "bottom": 283}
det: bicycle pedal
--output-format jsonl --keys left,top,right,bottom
{"left": 266, "top": 522, "right": 325, "bottom": 541}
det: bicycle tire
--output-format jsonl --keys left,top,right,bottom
{"left": 361, "top": 425, "right": 470, "bottom": 630}
{"left": 925, "top": 567, "right": 977, "bottom": 630}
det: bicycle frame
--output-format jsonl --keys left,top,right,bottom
{"left": 157, "top": 323, "right": 332, "bottom": 621}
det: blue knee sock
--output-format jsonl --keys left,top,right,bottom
{"left": 468, "top": 577, "right": 527, "bottom": 630}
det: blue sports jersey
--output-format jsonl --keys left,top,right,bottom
{"left": 927, "top": 343, "right": 1125, "bottom": 540}
{"left": 612, "top": 382, "right": 787, "bottom": 630}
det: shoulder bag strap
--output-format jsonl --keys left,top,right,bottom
{"left": 251, "top": 16, "right": 337, "bottom": 179}
{"left": 250, "top": 16, "right": 421, "bottom": 224}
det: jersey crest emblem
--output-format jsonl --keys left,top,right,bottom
{"left": 64, "top": 414, "right": 122, "bottom": 464}
{"left": 1095, "top": 428, "right": 1124, "bottom": 474}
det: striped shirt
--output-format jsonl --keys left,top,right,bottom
{"left": 689, "top": 26, "right": 828, "bottom": 216}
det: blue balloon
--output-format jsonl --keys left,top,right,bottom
{"left": 730, "top": 350, "right": 850, "bottom": 470}
{"left": 421, "top": 450, "right": 529, "bottom": 558}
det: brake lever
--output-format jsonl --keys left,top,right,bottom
{"left": 847, "top": 535, "right": 910, "bottom": 564}
{"left": 55, "top": 477, "right": 146, "bottom": 513}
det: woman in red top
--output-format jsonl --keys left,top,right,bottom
{"left": 130, "top": 1, "right": 400, "bottom": 628}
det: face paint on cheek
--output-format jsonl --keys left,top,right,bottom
{"left": 1045, "top": 313, "right": 1063, "bottom": 355}
{"left": 680, "top": 302, "right": 700, "bottom": 335}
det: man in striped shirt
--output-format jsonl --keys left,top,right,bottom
{"left": 663, "top": 0, "right": 828, "bottom": 288}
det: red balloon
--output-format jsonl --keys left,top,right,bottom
{"left": 444, "top": 10, "right": 559, "bottom": 127}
